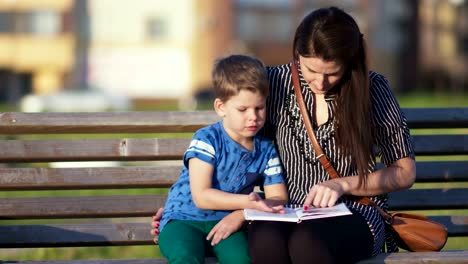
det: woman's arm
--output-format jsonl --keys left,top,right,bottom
{"left": 304, "top": 156, "right": 416, "bottom": 208}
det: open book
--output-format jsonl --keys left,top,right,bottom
{"left": 244, "top": 203, "right": 352, "bottom": 223}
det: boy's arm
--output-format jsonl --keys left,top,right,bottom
{"left": 189, "top": 158, "right": 278, "bottom": 211}
{"left": 263, "top": 183, "right": 288, "bottom": 206}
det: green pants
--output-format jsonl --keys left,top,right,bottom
{"left": 158, "top": 219, "right": 251, "bottom": 264}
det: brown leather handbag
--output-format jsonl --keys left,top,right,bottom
{"left": 291, "top": 62, "right": 448, "bottom": 252}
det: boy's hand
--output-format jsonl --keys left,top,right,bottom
{"left": 248, "top": 192, "right": 285, "bottom": 213}
{"left": 207, "top": 210, "right": 245, "bottom": 246}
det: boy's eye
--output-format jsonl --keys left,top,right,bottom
{"left": 238, "top": 108, "right": 247, "bottom": 112}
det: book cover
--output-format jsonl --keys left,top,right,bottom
{"left": 244, "top": 203, "right": 352, "bottom": 223}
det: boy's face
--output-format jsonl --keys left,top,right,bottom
{"left": 214, "top": 89, "right": 266, "bottom": 145}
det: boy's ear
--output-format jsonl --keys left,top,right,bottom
{"left": 213, "top": 98, "right": 226, "bottom": 118}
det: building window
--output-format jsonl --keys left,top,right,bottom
{"left": 0, "top": 12, "right": 12, "bottom": 33}
{"left": 15, "top": 11, "right": 61, "bottom": 36}
{"left": 146, "top": 17, "right": 168, "bottom": 40}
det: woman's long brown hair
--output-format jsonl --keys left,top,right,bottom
{"left": 293, "top": 7, "right": 373, "bottom": 187}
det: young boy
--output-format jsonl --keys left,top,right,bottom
{"left": 158, "top": 54, "right": 288, "bottom": 264}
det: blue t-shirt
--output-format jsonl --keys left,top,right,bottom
{"left": 160, "top": 121, "right": 285, "bottom": 230}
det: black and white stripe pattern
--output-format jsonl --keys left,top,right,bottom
{"left": 263, "top": 63, "right": 414, "bottom": 255}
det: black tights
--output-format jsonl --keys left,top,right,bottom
{"left": 248, "top": 214, "right": 373, "bottom": 264}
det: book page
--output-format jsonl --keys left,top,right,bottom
{"left": 297, "top": 203, "right": 352, "bottom": 220}
{"left": 244, "top": 203, "right": 352, "bottom": 222}
{"left": 244, "top": 207, "right": 300, "bottom": 222}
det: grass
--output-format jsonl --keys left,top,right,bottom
{"left": 1, "top": 91, "right": 467, "bottom": 261}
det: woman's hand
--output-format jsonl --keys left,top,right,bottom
{"left": 303, "top": 179, "right": 345, "bottom": 208}
{"left": 150, "top": 207, "right": 164, "bottom": 244}
{"left": 206, "top": 210, "right": 245, "bottom": 246}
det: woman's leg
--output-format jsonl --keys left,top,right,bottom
{"left": 288, "top": 213, "right": 373, "bottom": 264}
{"left": 247, "top": 221, "right": 294, "bottom": 264}
{"left": 158, "top": 220, "right": 206, "bottom": 264}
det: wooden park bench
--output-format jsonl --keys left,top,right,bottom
{"left": 0, "top": 108, "right": 467, "bottom": 264}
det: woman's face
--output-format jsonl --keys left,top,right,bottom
{"left": 298, "top": 55, "right": 345, "bottom": 95}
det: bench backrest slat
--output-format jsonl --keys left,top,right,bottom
{"left": 0, "top": 161, "right": 466, "bottom": 191}
{"left": 0, "top": 135, "right": 465, "bottom": 162}
{"left": 401, "top": 108, "right": 468, "bottom": 128}
{"left": 414, "top": 161, "right": 468, "bottom": 182}
{"left": 0, "top": 215, "right": 465, "bottom": 248}
{"left": 0, "top": 166, "right": 180, "bottom": 190}
{"left": 389, "top": 188, "right": 468, "bottom": 210}
{"left": 1, "top": 188, "right": 466, "bottom": 219}
{"left": 0, "top": 195, "right": 166, "bottom": 219}
{"left": 0, "top": 111, "right": 220, "bottom": 134}
{"left": 0, "top": 138, "right": 190, "bottom": 162}
{"left": 412, "top": 135, "right": 468, "bottom": 155}
{"left": 0, "top": 223, "right": 153, "bottom": 247}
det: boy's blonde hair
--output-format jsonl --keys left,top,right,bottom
{"left": 212, "top": 54, "right": 269, "bottom": 101}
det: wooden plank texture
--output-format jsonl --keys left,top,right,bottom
{"left": 388, "top": 188, "right": 468, "bottom": 210}
{"left": 401, "top": 107, "right": 468, "bottom": 129}
{"left": 0, "top": 111, "right": 220, "bottom": 134}
{"left": 1, "top": 189, "right": 466, "bottom": 219}
{"left": 358, "top": 251, "right": 468, "bottom": 264}
{"left": 0, "top": 166, "right": 181, "bottom": 190}
{"left": 0, "top": 135, "right": 465, "bottom": 163}
{"left": 0, "top": 260, "right": 171, "bottom": 264}
{"left": 0, "top": 138, "right": 190, "bottom": 162}
{"left": 1, "top": 108, "right": 467, "bottom": 135}
{"left": 0, "top": 195, "right": 167, "bottom": 219}
{"left": 414, "top": 161, "right": 468, "bottom": 182}
{"left": 0, "top": 216, "right": 465, "bottom": 248}
{"left": 413, "top": 135, "right": 468, "bottom": 155}
{"left": 0, "top": 161, "right": 466, "bottom": 191}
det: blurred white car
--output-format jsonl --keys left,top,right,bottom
{"left": 20, "top": 89, "right": 131, "bottom": 112}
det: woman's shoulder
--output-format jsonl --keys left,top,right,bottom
{"left": 369, "top": 71, "right": 388, "bottom": 86}
{"left": 266, "top": 63, "right": 292, "bottom": 78}
{"left": 368, "top": 70, "right": 393, "bottom": 94}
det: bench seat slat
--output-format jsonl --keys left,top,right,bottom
{"left": 0, "top": 195, "right": 167, "bottom": 219}
{"left": 1, "top": 215, "right": 465, "bottom": 248}
{"left": 0, "top": 111, "right": 219, "bottom": 134}
{"left": 359, "top": 250, "right": 468, "bottom": 264}
{"left": 0, "top": 260, "right": 171, "bottom": 264}
{"left": 0, "top": 138, "right": 190, "bottom": 162}
{"left": 0, "top": 166, "right": 180, "bottom": 190}
{"left": 0, "top": 258, "right": 212, "bottom": 264}
{"left": 389, "top": 188, "right": 468, "bottom": 210}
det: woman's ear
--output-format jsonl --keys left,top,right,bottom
{"left": 213, "top": 98, "right": 226, "bottom": 118}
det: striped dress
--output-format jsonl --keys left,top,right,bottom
{"left": 263, "top": 63, "right": 415, "bottom": 255}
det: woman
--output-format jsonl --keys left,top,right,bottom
{"left": 152, "top": 6, "right": 416, "bottom": 264}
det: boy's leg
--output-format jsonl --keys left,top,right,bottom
{"left": 211, "top": 229, "right": 251, "bottom": 264}
{"left": 158, "top": 220, "right": 206, "bottom": 264}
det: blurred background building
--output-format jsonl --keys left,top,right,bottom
{"left": 0, "top": 0, "right": 466, "bottom": 110}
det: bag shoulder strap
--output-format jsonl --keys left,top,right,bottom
{"left": 290, "top": 62, "right": 392, "bottom": 221}
{"left": 290, "top": 62, "right": 339, "bottom": 179}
